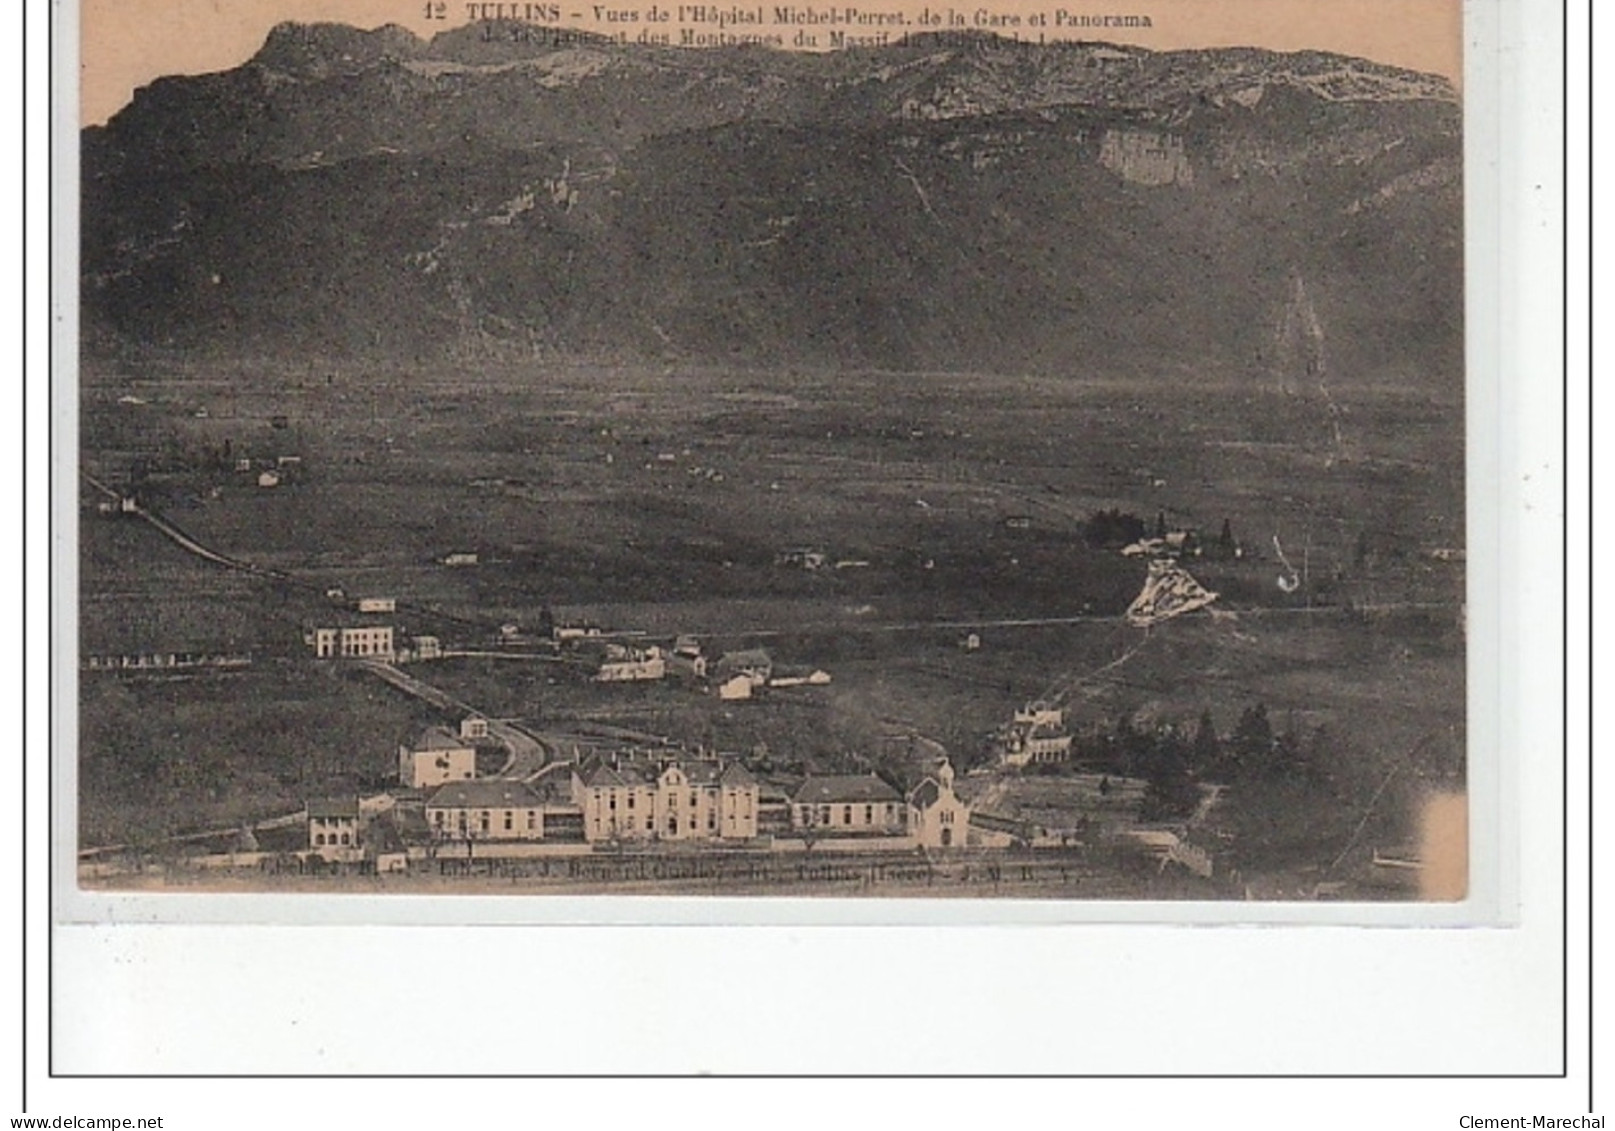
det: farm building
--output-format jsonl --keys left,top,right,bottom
{"left": 712, "top": 649, "right": 773, "bottom": 688}
{"left": 666, "top": 652, "right": 709, "bottom": 680}
{"left": 256, "top": 470, "right": 281, "bottom": 489}
{"left": 595, "top": 646, "right": 666, "bottom": 683}
{"left": 775, "top": 548, "right": 827, "bottom": 570}
{"left": 441, "top": 551, "right": 479, "bottom": 566}
{"left": 767, "top": 666, "right": 831, "bottom": 689}
{"left": 356, "top": 596, "right": 397, "bottom": 613}
{"left": 715, "top": 674, "right": 753, "bottom": 700}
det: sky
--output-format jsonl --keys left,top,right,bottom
{"left": 80, "top": 0, "right": 1462, "bottom": 126}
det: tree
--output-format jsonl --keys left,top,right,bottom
{"left": 1191, "top": 708, "right": 1221, "bottom": 771}
{"left": 1229, "top": 704, "right": 1275, "bottom": 779}
{"left": 1154, "top": 511, "right": 1168, "bottom": 539}
{"left": 1083, "top": 508, "right": 1146, "bottom": 549}
{"left": 1114, "top": 714, "right": 1152, "bottom": 776}
{"left": 1140, "top": 731, "right": 1198, "bottom": 821}
{"left": 1268, "top": 723, "right": 1303, "bottom": 780}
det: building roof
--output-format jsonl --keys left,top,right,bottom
{"left": 426, "top": 781, "right": 543, "bottom": 809}
{"left": 306, "top": 797, "right": 359, "bottom": 819}
{"left": 718, "top": 762, "right": 757, "bottom": 786}
{"left": 713, "top": 649, "right": 772, "bottom": 676}
{"left": 576, "top": 754, "right": 756, "bottom": 790}
{"left": 672, "top": 761, "right": 723, "bottom": 786}
{"left": 411, "top": 726, "right": 473, "bottom": 752}
{"left": 907, "top": 779, "right": 941, "bottom": 810}
{"left": 792, "top": 774, "right": 902, "bottom": 805}
{"left": 576, "top": 759, "right": 628, "bottom": 788}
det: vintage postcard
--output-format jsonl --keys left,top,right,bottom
{"left": 70, "top": 0, "right": 1471, "bottom": 907}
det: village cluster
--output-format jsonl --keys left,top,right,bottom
{"left": 82, "top": 451, "right": 1285, "bottom": 887}
{"left": 305, "top": 710, "right": 982, "bottom": 871}
{"left": 301, "top": 609, "right": 829, "bottom": 701}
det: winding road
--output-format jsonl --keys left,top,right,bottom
{"left": 355, "top": 660, "right": 552, "bottom": 779}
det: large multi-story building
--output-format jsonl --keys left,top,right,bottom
{"left": 308, "top": 624, "right": 395, "bottom": 660}
{"left": 790, "top": 774, "right": 907, "bottom": 836}
{"left": 426, "top": 780, "right": 546, "bottom": 842}
{"left": 997, "top": 702, "right": 1074, "bottom": 767}
{"left": 571, "top": 755, "right": 759, "bottom": 843}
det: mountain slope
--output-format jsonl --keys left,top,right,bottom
{"left": 81, "top": 25, "right": 1462, "bottom": 382}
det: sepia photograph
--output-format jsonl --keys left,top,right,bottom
{"left": 72, "top": 0, "right": 1469, "bottom": 905}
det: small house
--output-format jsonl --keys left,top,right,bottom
{"left": 715, "top": 674, "right": 753, "bottom": 701}
{"left": 712, "top": 649, "right": 773, "bottom": 688}
{"left": 257, "top": 470, "right": 281, "bottom": 489}
{"left": 306, "top": 797, "right": 361, "bottom": 860}
{"left": 596, "top": 648, "right": 666, "bottom": 683}
{"left": 398, "top": 726, "right": 477, "bottom": 789}
{"left": 776, "top": 548, "right": 827, "bottom": 570}
{"left": 768, "top": 666, "right": 831, "bottom": 689}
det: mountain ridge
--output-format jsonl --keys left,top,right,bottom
{"left": 81, "top": 22, "right": 1463, "bottom": 383}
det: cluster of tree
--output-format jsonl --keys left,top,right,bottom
{"left": 1082, "top": 508, "right": 1248, "bottom": 561}
{"left": 1082, "top": 508, "right": 1147, "bottom": 549}
{"left": 1060, "top": 704, "right": 1338, "bottom": 820}
{"left": 128, "top": 435, "right": 246, "bottom": 478}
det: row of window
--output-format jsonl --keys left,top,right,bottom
{"left": 596, "top": 787, "right": 756, "bottom": 812}
{"left": 796, "top": 804, "right": 899, "bottom": 826}
{"left": 592, "top": 812, "right": 756, "bottom": 836}
{"left": 312, "top": 832, "right": 352, "bottom": 846}
{"left": 429, "top": 809, "right": 541, "bottom": 832}
{"left": 339, "top": 639, "right": 391, "bottom": 656}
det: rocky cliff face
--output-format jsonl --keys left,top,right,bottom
{"left": 81, "top": 25, "right": 1462, "bottom": 383}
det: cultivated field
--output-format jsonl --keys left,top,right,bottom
{"left": 78, "top": 355, "right": 1465, "bottom": 888}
